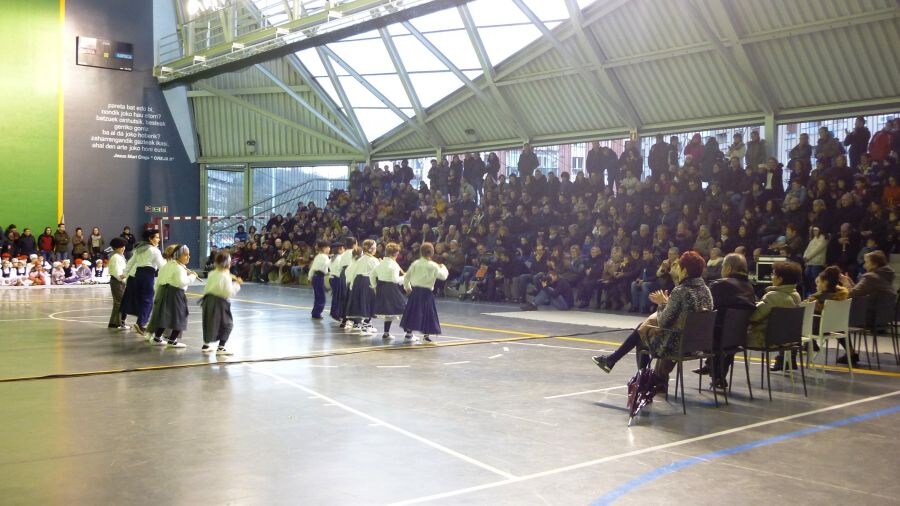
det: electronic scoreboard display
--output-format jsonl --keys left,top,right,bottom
{"left": 76, "top": 36, "right": 134, "bottom": 71}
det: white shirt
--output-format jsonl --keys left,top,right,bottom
{"left": 308, "top": 253, "right": 331, "bottom": 280}
{"left": 346, "top": 255, "right": 379, "bottom": 288}
{"left": 330, "top": 249, "right": 354, "bottom": 278}
{"left": 126, "top": 244, "right": 165, "bottom": 276}
{"left": 403, "top": 258, "right": 448, "bottom": 290}
{"left": 370, "top": 257, "right": 403, "bottom": 289}
{"left": 108, "top": 253, "right": 127, "bottom": 281}
{"left": 203, "top": 268, "right": 240, "bottom": 299}
{"left": 156, "top": 260, "right": 196, "bottom": 291}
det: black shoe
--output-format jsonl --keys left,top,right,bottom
{"left": 592, "top": 355, "right": 612, "bottom": 373}
{"left": 520, "top": 302, "right": 538, "bottom": 311}
{"left": 423, "top": 335, "right": 433, "bottom": 343}
{"left": 710, "top": 377, "right": 728, "bottom": 391}
{"left": 836, "top": 353, "right": 859, "bottom": 366}
{"left": 769, "top": 357, "right": 784, "bottom": 372}
{"left": 311, "top": 315, "right": 323, "bottom": 320}
{"left": 692, "top": 365, "right": 710, "bottom": 375}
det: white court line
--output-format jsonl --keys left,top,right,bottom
{"left": 488, "top": 354, "right": 503, "bottom": 359}
{"left": 506, "top": 341, "right": 614, "bottom": 353}
{"left": 543, "top": 385, "right": 626, "bottom": 399}
{"left": 443, "top": 361, "right": 470, "bottom": 365}
{"left": 251, "top": 366, "right": 516, "bottom": 479}
{"left": 389, "top": 390, "right": 900, "bottom": 505}
{"left": 377, "top": 365, "right": 411, "bottom": 369}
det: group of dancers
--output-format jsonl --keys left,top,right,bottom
{"left": 110, "top": 229, "right": 240, "bottom": 355}
{"left": 103, "top": 229, "right": 448, "bottom": 356}
{"left": 315, "top": 236, "right": 449, "bottom": 342}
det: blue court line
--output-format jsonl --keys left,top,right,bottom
{"left": 592, "top": 404, "right": 900, "bottom": 505}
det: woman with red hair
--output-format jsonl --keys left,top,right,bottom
{"left": 593, "top": 251, "right": 713, "bottom": 384}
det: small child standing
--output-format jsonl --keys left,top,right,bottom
{"left": 107, "top": 238, "right": 129, "bottom": 329}
{"left": 328, "top": 242, "right": 346, "bottom": 321}
{"left": 309, "top": 240, "right": 331, "bottom": 319}
{"left": 201, "top": 252, "right": 242, "bottom": 356}
{"left": 401, "top": 243, "right": 449, "bottom": 342}
{"left": 345, "top": 239, "right": 379, "bottom": 334}
{"left": 370, "top": 242, "right": 406, "bottom": 340}
{"left": 148, "top": 244, "right": 197, "bottom": 348}
{"left": 334, "top": 237, "right": 357, "bottom": 327}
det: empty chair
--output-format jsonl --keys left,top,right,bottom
{"left": 850, "top": 293, "right": 898, "bottom": 369}
{"left": 805, "top": 298, "right": 853, "bottom": 376}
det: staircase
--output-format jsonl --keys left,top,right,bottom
{"left": 207, "top": 177, "right": 347, "bottom": 249}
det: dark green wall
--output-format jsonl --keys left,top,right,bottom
{"left": 0, "top": 0, "right": 61, "bottom": 230}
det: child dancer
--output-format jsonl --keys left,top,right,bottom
{"left": 107, "top": 238, "right": 128, "bottom": 329}
{"left": 344, "top": 239, "right": 379, "bottom": 334}
{"left": 370, "top": 242, "right": 406, "bottom": 340}
{"left": 335, "top": 237, "right": 357, "bottom": 328}
{"left": 148, "top": 244, "right": 197, "bottom": 348}
{"left": 401, "top": 243, "right": 449, "bottom": 343}
{"left": 308, "top": 240, "right": 331, "bottom": 319}
{"left": 200, "top": 252, "right": 242, "bottom": 356}
{"left": 327, "top": 241, "right": 346, "bottom": 321}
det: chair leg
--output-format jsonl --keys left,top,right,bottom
{"left": 679, "top": 362, "right": 686, "bottom": 415}
{"left": 798, "top": 347, "right": 807, "bottom": 397}
{"left": 846, "top": 337, "right": 854, "bottom": 376}
{"left": 674, "top": 362, "right": 680, "bottom": 400}
{"left": 711, "top": 365, "right": 719, "bottom": 408}
{"left": 744, "top": 350, "right": 753, "bottom": 401}
{"left": 861, "top": 329, "right": 871, "bottom": 367}
{"left": 760, "top": 351, "right": 765, "bottom": 389}
{"left": 765, "top": 351, "right": 772, "bottom": 401}
{"left": 698, "top": 359, "right": 703, "bottom": 394}
{"left": 873, "top": 329, "right": 880, "bottom": 369}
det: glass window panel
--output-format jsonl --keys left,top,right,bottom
{"left": 313, "top": 77, "right": 344, "bottom": 107}
{"left": 477, "top": 24, "right": 543, "bottom": 64}
{"left": 409, "top": 8, "right": 464, "bottom": 32}
{"left": 391, "top": 31, "right": 448, "bottom": 73}
{"left": 337, "top": 75, "right": 392, "bottom": 109}
{"left": 422, "top": 30, "right": 481, "bottom": 70}
{"left": 519, "top": 0, "right": 568, "bottom": 20}
{"left": 355, "top": 109, "right": 405, "bottom": 140}
{"left": 328, "top": 35, "right": 396, "bottom": 75}
{"left": 358, "top": 74, "right": 412, "bottom": 109}
{"left": 468, "top": 0, "right": 531, "bottom": 24}
{"left": 408, "top": 72, "right": 465, "bottom": 107}
{"left": 295, "top": 48, "right": 328, "bottom": 77}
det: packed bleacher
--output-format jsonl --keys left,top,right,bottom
{"left": 217, "top": 118, "right": 898, "bottom": 314}
{"left": 0, "top": 224, "right": 136, "bottom": 286}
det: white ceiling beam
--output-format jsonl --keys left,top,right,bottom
{"left": 457, "top": 4, "right": 531, "bottom": 141}
{"left": 688, "top": 0, "right": 775, "bottom": 114}
{"left": 378, "top": 27, "right": 447, "bottom": 147}
{"left": 187, "top": 85, "right": 311, "bottom": 97}
{"left": 512, "top": 0, "right": 638, "bottom": 130}
{"left": 320, "top": 46, "right": 441, "bottom": 148}
{"left": 255, "top": 63, "right": 367, "bottom": 151}
{"left": 194, "top": 82, "right": 362, "bottom": 153}
{"left": 563, "top": 0, "right": 641, "bottom": 130}
{"left": 285, "top": 53, "right": 363, "bottom": 145}
{"left": 315, "top": 46, "right": 369, "bottom": 151}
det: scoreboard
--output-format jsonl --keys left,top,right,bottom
{"left": 76, "top": 36, "right": 134, "bottom": 72}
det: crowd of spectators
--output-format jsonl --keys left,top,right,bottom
{"left": 0, "top": 223, "right": 136, "bottom": 287}
{"left": 217, "top": 118, "right": 899, "bottom": 314}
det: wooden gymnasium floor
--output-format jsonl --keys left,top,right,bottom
{"left": 1, "top": 283, "right": 899, "bottom": 505}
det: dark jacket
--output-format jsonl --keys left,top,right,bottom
{"left": 544, "top": 278, "right": 574, "bottom": 308}
{"left": 709, "top": 274, "right": 757, "bottom": 329}
{"left": 849, "top": 266, "right": 896, "bottom": 299}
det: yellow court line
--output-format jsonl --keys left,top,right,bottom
{"left": 216, "top": 294, "right": 544, "bottom": 338}
{"left": 0, "top": 297, "right": 112, "bottom": 305}
{"left": 555, "top": 336, "right": 624, "bottom": 347}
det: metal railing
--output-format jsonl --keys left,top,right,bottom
{"left": 208, "top": 177, "right": 347, "bottom": 248}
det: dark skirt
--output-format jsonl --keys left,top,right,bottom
{"left": 329, "top": 274, "right": 345, "bottom": 321}
{"left": 400, "top": 286, "right": 441, "bottom": 335}
{"left": 147, "top": 284, "right": 189, "bottom": 332}
{"left": 374, "top": 280, "right": 406, "bottom": 319}
{"left": 120, "top": 267, "right": 155, "bottom": 317}
{"left": 345, "top": 274, "right": 375, "bottom": 319}
{"left": 201, "top": 294, "right": 233, "bottom": 343}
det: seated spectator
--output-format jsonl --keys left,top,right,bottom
{"left": 591, "top": 251, "right": 713, "bottom": 387}
{"left": 747, "top": 261, "right": 802, "bottom": 371}
{"left": 521, "top": 270, "right": 572, "bottom": 311}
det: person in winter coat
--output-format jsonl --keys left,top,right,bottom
{"left": 726, "top": 132, "right": 746, "bottom": 161}
{"left": 747, "top": 261, "right": 802, "bottom": 349}
{"left": 53, "top": 223, "right": 71, "bottom": 261}
{"left": 788, "top": 133, "right": 812, "bottom": 169}
{"left": 745, "top": 130, "right": 767, "bottom": 171}
{"left": 38, "top": 227, "right": 54, "bottom": 264}
{"left": 802, "top": 226, "right": 828, "bottom": 296}
{"left": 843, "top": 116, "right": 871, "bottom": 169}
{"left": 868, "top": 120, "right": 894, "bottom": 162}
{"left": 684, "top": 133, "right": 705, "bottom": 163}
{"left": 815, "top": 127, "right": 843, "bottom": 165}
{"left": 15, "top": 228, "right": 37, "bottom": 257}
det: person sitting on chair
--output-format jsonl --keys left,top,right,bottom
{"left": 748, "top": 261, "right": 802, "bottom": 371}
{"left": 694, "top": 252, "right": 757, "bottom": 390}
{"left": 591, "top": 251, "right": 712, "bottom": 388}
{"left": 838, "top": 250, "right": 895, "bottom": 364}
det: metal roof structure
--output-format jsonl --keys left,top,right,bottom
{"left": 165, "top": 0, "right": 900, "bottom": 164}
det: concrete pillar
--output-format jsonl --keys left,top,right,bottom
{"left": 764, "top": 113, "right": 776, "bottom": 158}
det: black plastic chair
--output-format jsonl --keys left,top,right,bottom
{"left": 850, "top": 294, "right": 897, "bottom": 369}
{"left": 641, "top": 310, "right": 718, "bottom": 414}
{"left": 717, "top": 308, "right": 754, "bottom": 402}
{"left": 744, "top": 306, "right": 807, "bottom": 400}
{"left": 848, "top": 296, "right": 870, "bottom": 366}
